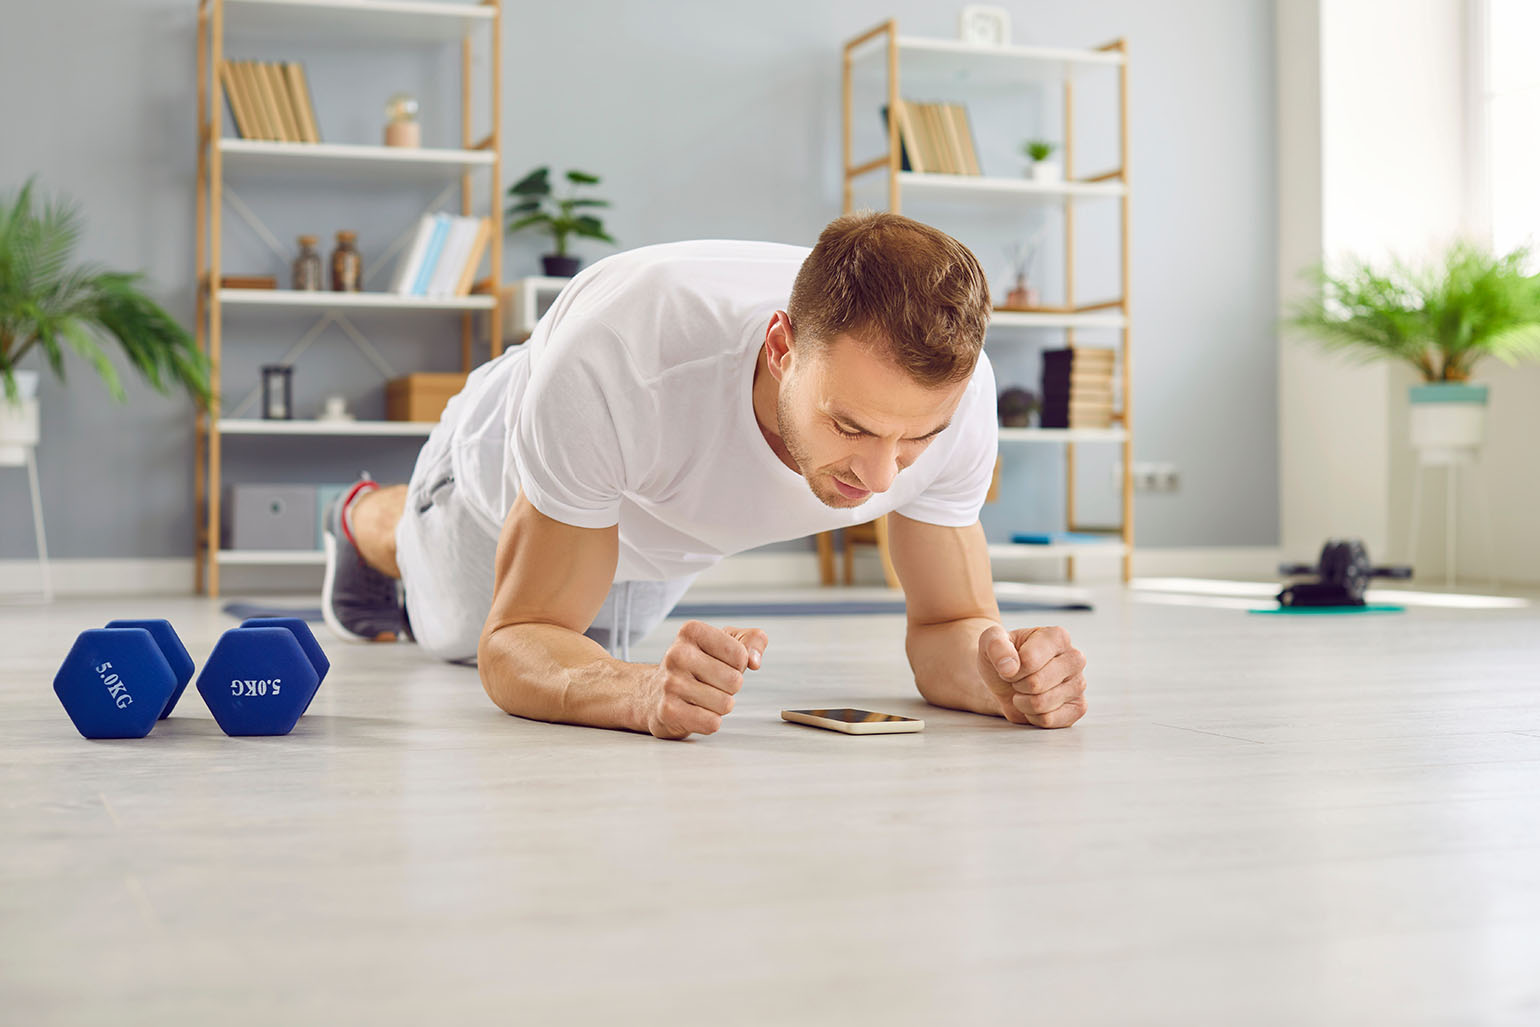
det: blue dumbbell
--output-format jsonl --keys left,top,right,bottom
{"left": 54, "top": 628, "right": 179, "bottom": 739}
{"left": 239, "top": 618, "right": 330, "bottom": 714}
{"left": 104, "top": 618, "right": 195, "bottom": 719}
{"left": 195, "top": 618, "right": 330, "bottom": 736}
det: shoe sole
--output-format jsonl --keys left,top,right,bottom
{"left": 322, "top": 530, "right": 398, "bottom": 644}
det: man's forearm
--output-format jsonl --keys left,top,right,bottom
{"left": 477, "top": 623, "right": 648, "bottom": 732}
{"left": 906, "top": 617, "right": 1002, "bottom": 717}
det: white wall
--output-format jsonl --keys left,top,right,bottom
{"left": 1277, "top": 0, "right": 1538, "bottom": 586}
{"left": 0, "top": 0, "right": 1281, "bottom": 585}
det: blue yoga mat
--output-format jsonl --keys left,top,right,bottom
{"left": 1249, "top": 604, "right": 1405, "bottom": 616}
{"left": 223, "top": 596, "right": 1091, "bottom": 623}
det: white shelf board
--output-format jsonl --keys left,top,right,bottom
{"left": 217, "top": 549, "right": 326, "bottom": 566}
{"left": 855, "top": 171, "right": 1124, "bottom": 204}
{"left": 851, "top": 34, "right": 1124, "bottom": 85}
{"left": 224, "top": 0, "right": 495, "bottom": 44}
{"left": 217, "top": 288, "right": 494, "bottom": 311}
{"left": 989, "top": 541, "right": 1128, "bottom": 560}
{"left": 990, "top": 309, "right": 1126, "bottom": 330}
{"left": 998, "top": 427, "right": 1127, "bottom": 444}
{"left": 218, "top": 418, "right": 436, "bottom": 436}
{"left": 217, "top": 139, "right": 496, "bottom": 184}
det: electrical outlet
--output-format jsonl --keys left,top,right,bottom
{"left": 1115, "top": 461, "right": 1180, "bottom": 492}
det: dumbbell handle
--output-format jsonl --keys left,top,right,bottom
{"left": 1370, "top": 565, "right": 1413, "bottom": 579}
{"left": 1278, "top": 563, "right": 1316, "bottom": 576}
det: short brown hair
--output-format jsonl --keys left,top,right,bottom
{"left": 787, "top": 211, "right": 991, "bottom": 387}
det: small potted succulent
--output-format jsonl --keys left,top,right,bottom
{"left": 1021, "top": 140, "right": 1060, "bottom": 183}
{"left": 1289, "top": 241, "right": 1540, "bottom": 463}
{"left": 1, "top": 176, "right": 209, "bottom": 464}
{"left": 506, "top": 166, "right": 617, "bottom": 277}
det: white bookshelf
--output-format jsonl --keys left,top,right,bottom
{"left": 224, "top": 0, "right": 494, "bottom": 44}
{"left": 196, "top": 0, "right": 504, "bottom": 596}
{"left": 217, "top": 549, "right": 327, "bottom": 566}
{"left": 849, "top": 34, "right": 1125, "bottom": 85}
{"left": 998, "top": 427, "right": 1127, "bottom": 444}
{"left": 853, "top": 171, "right": 1125, "bottom": 205}
{"left": 219, "top": 418, "right": 436, "bottom": 436}
{"left": 219, "top": 288, "right": 495, "bottom": 312}
{"left": 989, "top": 310, "right": 1126, "bottom": 330}
{"left": 218, "top": 140, "right": 496, "bottom": 184}
{"left": 841, "top": 20, "right": 1134, "bottom": 584}
{"left": 989, "top": 541, "right": 1128, "bottom": 561}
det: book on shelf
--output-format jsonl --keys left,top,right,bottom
{"left": 392, "top": 214, "right": 492, "bottom": 298}
{"left": 220, "top": 275, "right": 278, "bottom": 290}
{"left": 1041, "top": 346, "right": 1117, "bottom": 428}
{"left": 880, "top": 101, "right": 982, "bottom": 176}
{"left": 880, "top": 102, "right": 923, "bottom": 172}
{"left": 220, "top": 60, "right": 321, "bottom": 143}
{"left": 949, "top": 103, "right": 982, "bottom": 175}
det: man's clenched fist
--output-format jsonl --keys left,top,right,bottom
{"left": 976, "top": 625, "right": 1087, "bottom": 728}
{"left": 638, "top": 621, "right": 768, "bottom": 740}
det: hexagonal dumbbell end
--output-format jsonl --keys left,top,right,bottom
{"left": 239, "top": 617, "right": 330, "bottom": 714}
{"left": 54, "top": 628, "right": 178, "bottom": 739}
{"left": 105, "top": 619, "right": 195, "bottom": 720}
{"left": 195, "top": 626, "right": 320, "bottom": 736}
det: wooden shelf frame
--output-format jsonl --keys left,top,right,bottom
{"left": 836, "top": 20, "right": 1133, "bottom": 586}
{"left": 194, "top": 0, "right": 504, "bottom": 596}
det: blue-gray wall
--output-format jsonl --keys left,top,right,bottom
{"left": 0, "top": 0, "right": 1277, "bottom": 566}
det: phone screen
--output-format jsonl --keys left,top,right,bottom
{"left": 787, "top": 708, "right": 921, "bottom": 724}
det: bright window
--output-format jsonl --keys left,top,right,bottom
{"left": 1485, "top": 0, "right": 1540, "bottom": 254}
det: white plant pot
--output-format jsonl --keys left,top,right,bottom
{"left": 1030, "top": 161, "right": 1061, "bottom": 183}
{"left": 1409, "top": 383, "right": 1487, "bottom": 466}
{"left": 0, "top": 370, "right": 41, "bottom": 466}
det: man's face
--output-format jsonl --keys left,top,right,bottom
{"left": 775, "top": 334, "right": 967, "bottom": 509}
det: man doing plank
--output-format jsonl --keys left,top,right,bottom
{"left": 322, "top": 211, "right": 1089, "bottom": 739}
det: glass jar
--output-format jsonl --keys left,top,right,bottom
{"left": 292, "top": 235, "right": 323, "bottom": 291}
{"left": 331, "top": 230, "right": 362, "bottom": 292}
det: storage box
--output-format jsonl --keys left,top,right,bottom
{"left": 223, "top": 484, "right": 320, "bottom": 551}
{"left": 386, "top": 373, "right": 469, "bottom": 422}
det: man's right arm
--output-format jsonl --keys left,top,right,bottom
{"left": 476, "top": 494, "right": 766, "bottom": 739}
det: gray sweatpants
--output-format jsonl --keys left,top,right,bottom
{"left": 394, "top": 422, "right": 695, "bottom": 664}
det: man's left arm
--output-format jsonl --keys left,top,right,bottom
{"left": 886, "top": 512, "right": 1088, "bottom": 728}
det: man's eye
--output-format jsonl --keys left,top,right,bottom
{"left": 834, "top": 426, "right": 864, "bottom": 439}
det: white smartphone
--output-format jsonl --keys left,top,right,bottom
{"left": 781, "top": 708, "right": 925, "bottom": 735}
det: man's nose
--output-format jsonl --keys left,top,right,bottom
{"left": 851, "top": 442, "right": 900, "bottom": 493}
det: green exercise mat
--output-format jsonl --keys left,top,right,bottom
{"left": 1249, "top": 604, "right": 1404, "bottom": 616}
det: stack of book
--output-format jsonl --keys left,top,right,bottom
{"left": 880, "top": 100, "right": 981, "bottom": 175}
{"left": 220, "top": 60, "right": 321, "bottom": 143}
{"left": 390, "top": 214, "right": 493, "bottom": 298}
{"left": 1040, "top": 347, "right": 1116, "bottom": 428}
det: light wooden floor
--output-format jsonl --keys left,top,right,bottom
{"left": 3, "top": 586, "right": 1539, "bottom": 1025}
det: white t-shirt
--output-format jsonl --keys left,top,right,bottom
{"left": 442, "top": 239, "right": 998, "bottom": 582}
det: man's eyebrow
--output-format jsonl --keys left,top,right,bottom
{"left": 830, "top": 410, "right": 951, "bottom": 440}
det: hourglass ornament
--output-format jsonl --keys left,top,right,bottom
{"left": 384, "top": 92, "right": 420, "bottom": 148}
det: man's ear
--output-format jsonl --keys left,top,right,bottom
{"left": 765, "top": 310, "right": 795, "bottom": 382}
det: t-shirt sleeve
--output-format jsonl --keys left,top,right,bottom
{"left": 509, "top": 315, "right": 645, "bottom": 528}
{"left": 894, "top": 353, "right": 998, "bottom": 528}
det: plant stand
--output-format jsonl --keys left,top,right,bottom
{"left": 1, "top": 446, "right": 52, "bottom": 603}
{"left": 1406, "top": 450, "right": 1497, "bottom": 590}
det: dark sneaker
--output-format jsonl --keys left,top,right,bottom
{"left": 321, "top": 477, "right": 404, "bottom": 642}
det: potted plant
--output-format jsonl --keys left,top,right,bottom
{"left": 506, "top": 166, "right": 617, "bottom": 278}
{"left": 1, "top": 176, "right": 210, "bottom": 464}
{"left": 1021, "top": 140, "right": 1060, "bottom": 183}
{"left": 1289, "top": 241, "right": 1540, "bottom": 463}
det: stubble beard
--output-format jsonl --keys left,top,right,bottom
{"left": 775, "top": 387, "right": 869, "bottom": 510}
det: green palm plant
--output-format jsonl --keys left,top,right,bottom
{"left": 505, "top": 166, "right": 616, "bottom": 257}
{"left": 0, "top": 176, "right": 210, "bottom": 405}
{"left": 1289, "top": 241, "right": 1540, "bottom": 382}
